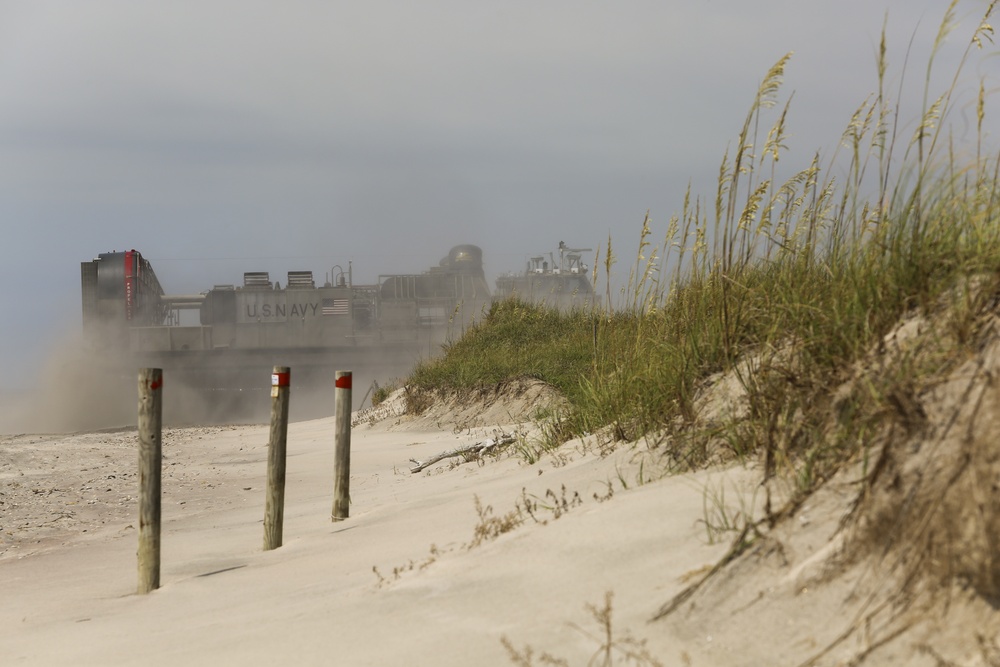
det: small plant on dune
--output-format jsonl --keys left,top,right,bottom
{"left": 402, "top": 385, "right": 434, "bottom": 415}
{"left": 520, "top": 485, "right": 583, "bottom": 525}
{"left": 372, "top": 543, "right": 448, "bottom": 588}
{"left": 697, "top": 479, "right": 760, "bottom": 545}
{"left": 501, "top": 592, "right": 663, "bottom": 667}
{"left": 593, "top": 480, "right": 614, "bottom": 503}
{"left": 468, "top": 494, "right": 524, "bottom": 548}
{"left": 370, "top": 380, "right": 396, "bottom": 407}
{"left": 501, "top": 639, "right": 569, "bottom": 667}
{"left": 512, "top": 437, "right": 545, "bottom": 465}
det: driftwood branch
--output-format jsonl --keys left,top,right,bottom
{"left": 409, "top": 434, "right": 515, "bottom": 473}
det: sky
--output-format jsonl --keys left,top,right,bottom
{"left": 0, "top": 0, "right": 996, "bottom": 388}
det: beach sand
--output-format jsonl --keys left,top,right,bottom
{"left": 1, "top": 403, "right": 762, "bottom": 666}
{"left": 5, "top": 377, "right": 998, "bottom": 666}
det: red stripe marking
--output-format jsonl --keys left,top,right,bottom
{"left": 275, "top": 372, "right": 290, "bottom": 387}
{"left": 335, "top": 374, "right": 352, "bottom": 389}
{"left": 124, "top": 250, "right": 136, "bottom": 321}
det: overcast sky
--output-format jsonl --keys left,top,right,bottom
{"left": 0, "top": 0, "right": 995, "bottom": 388}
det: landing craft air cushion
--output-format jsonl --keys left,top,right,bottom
{"left": 81, "top": 246, "right": 491, "bottom": 422}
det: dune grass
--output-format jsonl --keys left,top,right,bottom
{"left": 409, "top": 1, "right": 1000, "bottom": 494}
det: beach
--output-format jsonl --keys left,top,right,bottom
{"left": 7, "top": 365, "right": 1000, "bottom": 667}
{"left": 1, "top": 400, "right": 763, "bottom": 666}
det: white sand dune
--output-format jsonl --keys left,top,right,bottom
{"left": 2, "top": 412, "right": 756, "bottom": 666}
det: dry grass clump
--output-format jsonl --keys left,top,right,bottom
{"left": 401, "top": 377, "right": 567, "bottom": 432}
{"left": 469, "top": 485, "right": 585, "bottom": 549}
{"left": 647, "top": 275, "right": 1000, "bottom": 666}
{"left": 403, "top": 384, "right": 435, "bottom": 415}
{"left": 521, "top": 485, "right": 583, "bottom": 525}
{"left": 845, "top": 283, "right": 1000, "bottom": 601}
{"left": 468, "top": 495, "right": 524, "bottom": 548}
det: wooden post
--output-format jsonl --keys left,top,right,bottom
{"left": 137, "top": 368, "right": 163, "bottom": 594}
{"left": 264, "top": 366, "right": 291, "bottom": 550}
{"left": 332, "top": 370, "right": 352, "bottom": 521}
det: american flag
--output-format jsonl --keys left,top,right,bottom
{"left": 322, "top": 298, "right": 349, "bottom": 316}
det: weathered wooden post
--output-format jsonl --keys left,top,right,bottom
{"left": 264, "top": 366, "right": 290, "bottom": 550}
{"left": 137, "top": 368, "right": 163, "bottom": 594}
{"left": 332, "top": 370, "right": 352, "bottom": 521}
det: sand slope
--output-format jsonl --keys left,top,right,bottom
{"left": 2, "top": 412, "right": 757, "bottom": 666}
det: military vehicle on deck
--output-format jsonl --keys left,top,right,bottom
{"left": 494, "top": 241, "right": 595, "bottom": 309}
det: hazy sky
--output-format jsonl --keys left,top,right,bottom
{"left": 0, "top": 0, "right": 995, "bottom": 388}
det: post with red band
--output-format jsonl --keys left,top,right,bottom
{"left": 137, "top": 368, "right": 163, "bottom": 594}
{"left": 264, "top": 366, "right": 291, "bottom": 550}
{"left": 332, "top": 370, "right": 352, "bottom": 521}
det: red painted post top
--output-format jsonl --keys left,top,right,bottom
{"left": 271, "top": 372, "right": 291, "bottom": 387}
{"left": 335, "top": 373, "right": 352, "bottom": 389}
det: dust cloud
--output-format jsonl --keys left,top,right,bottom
{"left": 0, "top": 331, "right": 133, "bottom": 434}
{"left": 0, "top": 330, "right": 425, "bottom": 435}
